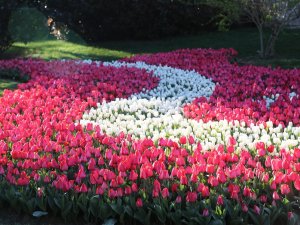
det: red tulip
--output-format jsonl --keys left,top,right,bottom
{"left": 186, "top": 191, "right": 197, "bottom": 203}
{"left": 179, "top": 136, "right": 187, "bottom": 145}
{"left": 272, "top": 191, "right": 280, "bottom": 200}
{"left": 242, "top": 203, "right": 248, "bottom": 212}
{"left": 161, "top": 188, "right": 169, "bottom": 198}
{"left": 136, "top": 198, "right": 143, "bottom": 207}
{"left": 280, "top": 184, "right": 290, "bottom": 195}
{"left": 132, "top": 183, "right": 138, "bottom": 192}
{"left": 217, "top": 195, "right": 224, "bottom": 205}
{"left": 201, "top": 185, "right": 210, "bottom": 197}
{"left": 188, "top": 136, "right": 195, "bottom": 145}
{"left": 171, "top": 183, "right": 179, "bottom": 192}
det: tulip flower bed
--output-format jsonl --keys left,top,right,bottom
{"left": 0, "top": 48, "right": 300, "bottom": 225}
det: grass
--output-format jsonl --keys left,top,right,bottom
{"left": 1, "top": 27, "right": 300, "bottom": 96}
{"left": 3, "top": 40, "right": 132, "bottom": 61}
{"left": 98, "top": 27, "right": 300, "bottom": 68}
{"left": 2, "top": 27, "right": 300, "bottom": 68}
{"left": 0, "top": 79, "right": 19, "bottom": 96}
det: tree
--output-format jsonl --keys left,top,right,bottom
{"left": 0, "top": 0, "right": 15, "bottom": 53}
{"left": 240, "top": 0, "right": 300, "bottom": 58}
{"left": 0, "top": 0, "right": 46, "bottom": 52}
{"left": 8, "top": 7, "right": 50, "bottom": 44}
{"left": 176, "top": 0, "right": 241, "bottom": 31}
{"left": 179, "top": 0, "right": 300, "bottom": 58}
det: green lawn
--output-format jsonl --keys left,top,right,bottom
{"left": 3, "top": 40, "right": 131, "bottom": 61}
{"left": 2, "top": 27, "right": 300, "bottom": 68}
{"left": 0, "top": 79, "right": 19, "bottom": 96}
{"left": 1, "top": 27, "right": 300, "bottom": 96}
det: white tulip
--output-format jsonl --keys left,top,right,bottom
{"left": 74, "top": 60, "right": 300, "bottom": 152}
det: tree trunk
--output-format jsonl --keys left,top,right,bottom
{"left": 264, "top": 34, "right": 277, "bottom": 57}
{"left": 258, "top": 25, "right": 265, "bottom": 58}
{"left": 264, "top": 25, "right": 282, "bottom": 58}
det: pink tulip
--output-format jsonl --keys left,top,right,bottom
{"left": 136, "top": 198, "right": 143, "bottom": 207}
{"left": 202, "top": 209, "right": 209, "bottom": 217}
{"left": 186, "top": 191, "right": 197, "bottom": 202}
{"left": 280, "top": 184, "right": 290, "bottom": 195}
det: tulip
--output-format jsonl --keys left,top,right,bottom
{"left": 131, "top": 183, "right": 138, "bottom": 192}
{"left": 202, "top": 209, "right": 209, "bottom": 217}
{"left": 179, "top": 136, "right": 187, "bottom": 145}
{"left": 280, "top": 184, "right": 290, "bottom": 195}
{"left": 136, "top": 198, "right": 143, "bottom": 207}
{"left": 288, "top": 212, "right": 294, "bottom": 220}
{"left": 0, "top": 49, "right": 300, "bottom": 224}
{"left": 175, "top": 196, "right": 182, "bottom": 203}
{"left": 217, "top": 195, "right": 224, "bottom": 205}
{"left": 186, "top": 192, "right": 197, "bottom": 202}
{"left": 242, "top": 203, "right": 248, "bottom": 212}
{"left": 161, "top": 188, "right": 169, "bottom": 198}
{"left": 253, "top": 205, "right": 260, "bottom": 215}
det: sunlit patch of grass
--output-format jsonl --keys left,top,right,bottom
{"left": 5, "top": 40, "right": 132, "bottom": 61}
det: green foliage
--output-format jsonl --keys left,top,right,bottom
{"left": 238, "top": 0, "right": 300, "bottom": 58}
{"left": 0, "top": 68, "right": 29, "bottom": 82}
{"left": 3, "top": 27, "right": 300, "bottom": 68}
{"left": 0, "top": 79, "right": 19, "bottom": 96}
{"left": 0, "top": 0, "right": 13, "bottom": 53}
{"left": 0, "top": 68, "right": 29, "bottom": 96}
{"left": 0, "top": 34, "right": 12, "bottom": 53}
{"left": 180, "top": 0, "right": 300, "bottom": 58}
{"left": 8, "top": 7, "right": 49, "bottom": 44}
{"left": 177, "top": 0, "right": 241, "bottom": 31}
{"left": 0, "top": 0, "right": 220, "bottom": 44}
{"left": 0, "top": 177, "right": 297, "bottom": 225}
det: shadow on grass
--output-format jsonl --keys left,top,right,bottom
{"left": 0, "top": 46, "right": 29, "bottom": 59}
{"left": 96, "top": 28, "right": 260, "bottom": 56}
{"left": 1, "top": 27, "right": 300, "bottom": 68}
{"left": 0, "top": 79, "right": 19, "bottom": 96}
{"left": 96, "top": 27, "right": 300, "bottom": 68}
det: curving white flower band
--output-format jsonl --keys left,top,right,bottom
{"left": 79, "top": 61, "right": 300, "bottom": 152}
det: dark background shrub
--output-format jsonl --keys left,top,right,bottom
{"left": 0, "top": 68, "right": 30, "bottom": 82}
{"left": 0, "top": 1, "right": 14, "bottom": 53}
{"left": 0, "top": 0, "right": 218, "bottom": 46}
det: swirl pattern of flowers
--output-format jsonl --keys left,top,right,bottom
{"left": 0, "top": 49, "right": 299, "bottom": 224}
